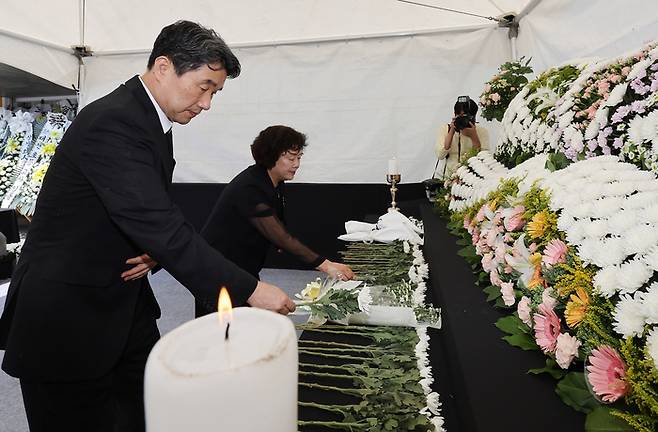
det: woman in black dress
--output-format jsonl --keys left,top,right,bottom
{"left": 197, "top": 125, "right": 353, "bottom": 316}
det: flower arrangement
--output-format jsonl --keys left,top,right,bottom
{"left": 555, "top": 43, "right": 656, "bottom": 162}
{"left": 295, "top": 229, "right": 443, "bottom": 429}
{"left": 479, "top": 57, "right": 533, "bottom": 122}
{"left": 495, "top": 63, "right": 582, "bottom": 167}
{"left": 4, "top": 112, "right": 70, "bottom": 216}
{"left": 0, "top": 111, "right": 34, "bottom": 202}
{"left": 447, "top": 154, "right": 658, "bottom": 431}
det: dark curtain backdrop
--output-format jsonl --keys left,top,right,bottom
{"left": 170, "top": 182, "right": 425, "bottom": 269}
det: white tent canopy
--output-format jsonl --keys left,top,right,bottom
{"left": 2, "top": 0, "right": 658, "bottom": 183}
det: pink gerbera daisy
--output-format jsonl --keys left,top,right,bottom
{"left": 586, "top": 345, "right": 629, "bottom": 403}
{"left": 533, "top": 303, "right": 561, "bottom": 353}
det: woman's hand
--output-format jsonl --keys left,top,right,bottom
{"left": 461, "top": 123, "right": 481, "bottom": 149}
{"left": 318, "top": 260, "right": 355, "bottom": 281}
{"left": 444, "top": 117, "right": 457, "bottom": 150}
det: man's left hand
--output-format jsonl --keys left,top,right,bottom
{"left": 122, "top": 253, "right": 157, "bottom": 281}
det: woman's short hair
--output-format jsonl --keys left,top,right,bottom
{"left": 251, "top": 125, "right": 307, "bottom": 169}
{"left": 454, "top": 97, "right": 478, "bottom": 116}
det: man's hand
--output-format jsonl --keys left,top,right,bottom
{"left": 247, "top": 281, "right": 296, "bottom": 315}
{"left": 122, "top": 253, "right": 157, "bottom": 282}
{"left": 317, "top": 259, "right": 355, "bottom": 281}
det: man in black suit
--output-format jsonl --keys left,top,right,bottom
{"left": 0, "top": 21, "right": 295, "bottom": 432}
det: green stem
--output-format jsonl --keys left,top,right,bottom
{"left": 298, "top": 345, "right": 378, "bottom": 354}
{"left": 298, "top": 339, "right": 375, "bottom": 349}
{"left": 299, "top": 362, "right": 360, "bottom": 373}
{"left": 299, "top": 381, "right": 367, "bottom": 397}
{"left": 298, "top": 400, "right": 355, "bottom": 414}
{"left": 297, "top": 420, "right": 367, "bottom": 430}
{"left": 299, "top": 349, "right": 370, "bottom": 362}
{"left": 299, "top": 370, "right": 354, "bottom": 380}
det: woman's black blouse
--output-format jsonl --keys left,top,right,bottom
{"left": 201, "top": 164, "right": 324, "bottom": 279}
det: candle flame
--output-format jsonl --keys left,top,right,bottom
{"left": 218, "top": 287, "right": 233, "bottom": 325}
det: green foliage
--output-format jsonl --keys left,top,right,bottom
{"left": 480, "top": 57, "right": 534, "bottom": 122}
{"left": 528, "top": 358, "right": 569, "bottom": 380}
{"left": 495, "top": 314, "right": 539, "bottom": 351}
{"left": 297, "top": 326, "right": 439, "bottom": 431}
{"left": 545, "top": 151, "right": 572, "bottom": 171}
{"left": 556, "top": 372, "right": 601, "bottom": 414}
{"left": 585, "top": 407, "right": 635, "bottom": 432}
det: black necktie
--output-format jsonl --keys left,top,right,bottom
{"left": 165, "top": 129, "right": 174, "bottom": 184}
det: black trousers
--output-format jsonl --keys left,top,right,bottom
{"left": 19, "top": 288, "right": 160, "bottom": 432}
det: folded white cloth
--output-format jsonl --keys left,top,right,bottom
{"left": 339, "top": 210, "right": 423, "bottom": 244}
{"left": 344, "top": 221, "right": 376, "bottom": 233}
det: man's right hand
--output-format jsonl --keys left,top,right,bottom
{"left": 247, "top": 281, "right": 296, "bottom": 315}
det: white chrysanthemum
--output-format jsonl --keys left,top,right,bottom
{"left": 593, "top": 196, "right": 625, "bottom": 218}
{"left": 628, "top": 57, "right": 652, "bottom": 80}
{"left": 583, "top": 219, "right": 610, "bottom": 239}
{"left": 613, "top": 293, "right": 646, "bottom": 338}
{"left": 646, "top": 327, "right": 658, "bottom": 372}
{"left": 570, "top": 202, "right": 595, "bottom": 219}
{"left": 576, "top": 238, "right": 599, "bottom": 264}
{"left": 616, "top": 258, "right": 654, "bottom": 294}
{"left": 623, "top": 223, "right": 658, "bottom": 256}
{"left": 558, "top": 111, "right": 575, "bottom": 129}
{"left": 639, "top": 204, "right": 658, "bottom": 225}
{"left": 623, "top": 191, "right": 658, "bottom": 210}
{"left": 607, "top": 210, "right": 640, "bottom": 235}
{"left": 629, "top": 116, "right": 646, "bottom": 145}
{"left": 635, "top": 180, "right": 658, "bottom": 194}
{"left": 557, "top": 213, "right": 576, "bottom": 232}
{"left": 642, "top": 245, "right": 658, "bottom": 271}
{"left": 604, "top": 82, "right": 628, "bottom": 107}
{"left": 593, "top": 266, "right": 619, "bottom": 298}
{"left": 641, "top": 283, "right": 658, "bottom": 325}
{"left": 590, "top": 237, "right": 628, "bottom": 267}
{"left": 584, "top": 117, "right": 600, "bottom": 140}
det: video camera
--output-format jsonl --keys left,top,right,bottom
{"left": 453, "top": 95, "right": 477, "bottom": 132}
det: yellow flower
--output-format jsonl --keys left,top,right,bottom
{"left": 565, "top": 287, "right": 589, "bottom": 328}
{"left": 527, "top": 211, "right": 548, "bottom": 239}
{"left": 489, "top": 197, "right": 500, "bottom": 211}
{"left": 6, "top": 138, "right": 18, "bottom": 153}
{"left": 41, "top": 143, "right": 57, "bottom": 156}
{"left": 31, "top": 164, "right": 48, "bottom": 184}
{"left": 301, "top": 279, "right": 322, "bottom": 301}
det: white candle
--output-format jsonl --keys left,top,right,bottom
{"left": 388, "top": 158, "right": 399, "bottom": 175}
{"left": 144, "top": 307, "right": 298, "bottom": 431}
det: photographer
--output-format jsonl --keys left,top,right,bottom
{"left": 434, "top": 96, "right": 489, "bottom": 179}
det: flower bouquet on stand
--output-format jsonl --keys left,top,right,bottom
{"left": 479, "top": 56, "right": 533, "bottom": 122}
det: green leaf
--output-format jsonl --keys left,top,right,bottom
{"left": 555, "top": 372, "right": 600, "bottom": 414}
{"left": 483, "top": 285, "right": 502, "bottom": 302}
{"left": 585, "top": 407, "right": 634, "bottom": 432}
{"left": 502, "top": 333, "right": 539, "bottom": 351}
{"left": 495, "top": 315, "right": 523, "bottom": 335}
{"left": 528, "top": 358, "right": 568, "bottom": 380}
{"left": 457, "top": 245, "right": 477, "bottom": 259}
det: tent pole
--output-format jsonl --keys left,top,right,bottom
{"left": 92, "top": 23, "right": 495, "bottom": 56}
{"left": 0, "top": 28, "right": 71, "bottom": 54}
{"left": 510, "top": 35, "right": 518, "bottom": 61}
{"left": 517, "top": 0, "right": 543, "bottom": 21}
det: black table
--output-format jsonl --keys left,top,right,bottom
{"left": 420, "top": 202, "right": 584, "bottom": 431}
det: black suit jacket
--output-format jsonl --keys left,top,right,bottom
{"left": 0, "top": 76, "right": 257, "bottom": 381}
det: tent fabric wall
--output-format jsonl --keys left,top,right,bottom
{"left": 0, "top": 33, "right": 79, "bottom": 91}
{"left": 517, "top": 0, "right": 658, "bottom": 73}
{"left": 82, "top": 26, "right": 510, "bottom": 183}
